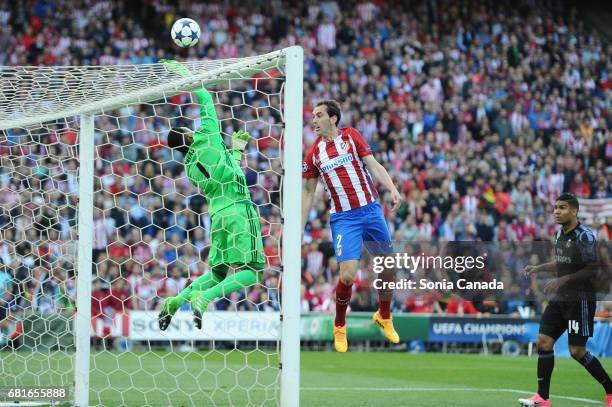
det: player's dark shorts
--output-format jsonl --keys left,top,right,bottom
{"left": 539, "top": 299, "right": 596, "bottom": 346}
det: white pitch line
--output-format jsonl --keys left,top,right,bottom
{"left": 300, "top": 387, "right": 600, "bottom": 405}
{"left": 76, "top": 385, "right": 602, "bottom": 405}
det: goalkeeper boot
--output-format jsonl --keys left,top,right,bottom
{"left": 518, "top": 394, "right": 551, "bottom": 406}
{"left": 333, "top": 324, "right": 348, "bottom": 353}
{"left": 158, "top": 296, "right": 181, "bottom": 331}
{"left": 190, "top": 290, "right": 210, "bottom": 330}
{"left": 373, "top": 311, "right": 400, "bottom": 344}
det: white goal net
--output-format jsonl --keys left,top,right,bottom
{"left": 0, "top": 47, "right": 302, "bottom": 407}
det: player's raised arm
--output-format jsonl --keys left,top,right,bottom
{"left": 160, "top": 59, "right": 220, "bottom": 141}
{"left": 361, "top": 155, "right": 402, "bottom": 212}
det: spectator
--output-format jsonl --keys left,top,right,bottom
{"left": 109, "top": 278, "right": 132, "bottom": 315}
{"left": 446, "top": 297, "right": 480, "bottom": 316}
{"left": 91, "top": 279, "right": 109, "bottom": 320}
{"left": 404, "top": 290, "right": 443, "bottom": 314}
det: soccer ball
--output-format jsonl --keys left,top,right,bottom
{"left": 171, "top": 18, "right": 200, "bottom": 48}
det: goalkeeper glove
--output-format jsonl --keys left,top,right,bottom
{"left": 231, "top": 130, "right": 252, "bottom": 152}
{"left": 160, "top": 59, "right": 193, "bottom": 78}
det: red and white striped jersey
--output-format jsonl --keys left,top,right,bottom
{"left": 303, "top": 127, "right": 379, "bottom": 213}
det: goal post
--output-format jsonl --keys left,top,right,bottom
{"left": 280, "top": 46, "right": 303, "bottom": 407}
{"left": 74, "top": 112, "right": 95, "bottom": 407}
{"left": 0, "top": 46, "right": 303, "bottom": 407}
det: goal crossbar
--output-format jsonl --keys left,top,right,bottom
{"left": 0, "top": 49, "right": 286, "bottom": 130}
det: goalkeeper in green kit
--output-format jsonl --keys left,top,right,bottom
{"left": 158, "top": 59, "right": 265, "bottom": 330}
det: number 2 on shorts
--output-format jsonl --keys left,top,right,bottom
{"left": 336, "top": 234, "right": 342, "bottom": 257}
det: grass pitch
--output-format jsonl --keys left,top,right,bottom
{"left": 1, "top": 350, "right": 609, "bottom": 406}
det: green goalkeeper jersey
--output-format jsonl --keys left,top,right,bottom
{"left": 183, "top": 88, "right": 250, "bottom": 217}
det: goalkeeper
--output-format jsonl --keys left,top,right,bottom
{"left": 158, "top": 59, "right": 265, "bottom": 330}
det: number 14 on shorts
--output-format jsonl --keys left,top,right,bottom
{"left": 568, "top": 319, "right": 580, "bottom": 334}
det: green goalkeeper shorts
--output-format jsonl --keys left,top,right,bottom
{"left": 208, "top": 202, "right": 265, "bottom": 267}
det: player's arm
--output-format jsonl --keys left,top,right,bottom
{"left": 350, "top": 128, "right": 402, "bottom": 212}
{"left": 563, "top": 263, "right": 598, "bottom": 284}
{"left": 302, "top": 144, "right": 320, "bottom": 232}
{"left": 544, "top": 262, "right": 598, "bottom": 294}
{"left": 194, "top": 88, "right": 220, "bottom": 139}
{"left": 160, "top": 59, "right": 220, "bottom": 141}
{"left": 302, "top": 178, "right": 318, "bottom": 232}
{"left": 362, "top": 155, "right": 402, "bottom": 212}
{"left": 524, "top": 261, "right": 557, "bottom": 276}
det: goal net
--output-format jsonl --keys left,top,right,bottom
{"left": 0, "top": 47, "right": 302, "bottom": 407}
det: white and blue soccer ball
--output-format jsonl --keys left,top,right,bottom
{"left": 171, "top": 18, "right": 200, "bottom": 48}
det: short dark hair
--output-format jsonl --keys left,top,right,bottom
{"left": 167, "top": 127, "right": 190, "bottom": 154}
{"left": 556, "top": 193, "right": 579, "bottom": 210}
{"left": 316, "top": 100, "right": 342, "bottom": 126}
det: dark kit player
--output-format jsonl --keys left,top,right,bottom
{"left": 519, "top": 193, "right": 611, "bottom": 407}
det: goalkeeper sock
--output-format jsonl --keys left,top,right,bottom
{"left": 334, "top": 280, "right": 352, "bottom": 327}
{"left": 197, "top": 264, "right": 264, "bottom": 305}
{"left": 176, "top": 265, "right": 228, "bottom": 305}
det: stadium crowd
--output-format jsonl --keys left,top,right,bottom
{"left": 0, "top": 0, "right": 611, "bottom": 329}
